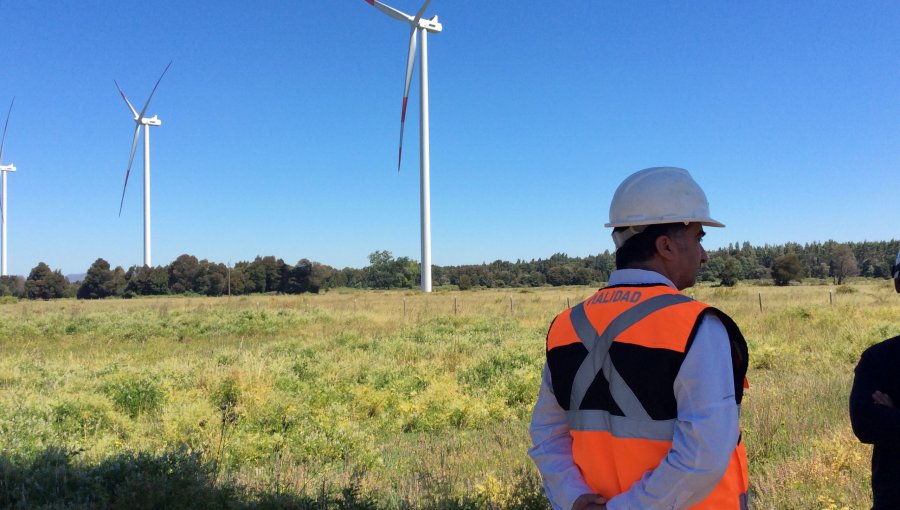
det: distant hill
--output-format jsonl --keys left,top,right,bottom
{"left": 66, "top": 273, "right": 85, "bottom": 284}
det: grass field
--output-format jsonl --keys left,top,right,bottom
{"left": 1, "top": 281, "right": 897, "bottom": 509}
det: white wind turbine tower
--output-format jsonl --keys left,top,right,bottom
{"left": 115, "top": 61, "right": 171, "bottom": 268}
{"left": 363, "top": 0, "right": 442, "bottom": 293}
{"left": 0, "top": 98, "right": 17, "bottom": 277}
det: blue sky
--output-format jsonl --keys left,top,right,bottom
{"left": 0, "top": 1, "right": 897, "bottom": 276}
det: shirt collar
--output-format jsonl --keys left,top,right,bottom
{"left": 607, "top": 268, "right": 677, "bottom": 289}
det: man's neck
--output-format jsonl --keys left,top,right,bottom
{"left": 624, "top": 259, "right": 665, "bottom": 275}
{"left": 622, "top": 259, "right": 681, "bottom": 290}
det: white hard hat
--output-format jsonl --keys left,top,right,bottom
{"left": 606, "top": 167, "right": 724, "bottom": 249}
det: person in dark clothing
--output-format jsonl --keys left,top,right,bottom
{"left": 894, "top": 251, "right": 900, "bottom": 293}
{"left": 850, "top": 336, "right": 900, "bottom": 509}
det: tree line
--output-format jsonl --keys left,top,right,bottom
{"left": 697, "top": 240, "right": 898, "bottom": 286}
{"left": 1, "top": 239, "right": 896, "bottom": 300}
{"left": 0, "top": 255, "right": 333, "bottom": 300}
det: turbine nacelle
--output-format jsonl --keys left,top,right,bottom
{"left": 0, "top": 165, "right": 16, "bottom": 173}
{"left": 417, "top": 16, "right": 441, "bottom": 32}
{"left": 139, "top": 115, "right": 162, "bottom": 126}
{"left": 365, "top": 0, "right": 441, "bottom": 32}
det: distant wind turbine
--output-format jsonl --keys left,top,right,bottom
{"left": 0, "top": 98, "right": 17, "bottom": 277}
{"left": 363, "top": 0, "right": 442, "bottom": 293}
{"left": 115, "top": 61, "right": 172, "bottom": 268}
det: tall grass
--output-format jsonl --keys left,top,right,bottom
{"left": 0, "top": 281, "right": 896, "bottom": 508}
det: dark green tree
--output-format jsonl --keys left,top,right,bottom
{"left": 107, "top": 266, "right": 127, "bottom": 297}
{"left": 364, "top": 251, "right": 418, "bottom": 289}
{"left": 199, "top": 262, "right": 228, "bottom": 296}
{"left": 206, "top": 271, "right": 226, "bottom": 296}
{"left": 77, "top": 258, "right": 115, "bottom": 299}
{"left": 772, "top": 253, "right": 804, "bottom": 286}
{"left": 545, "top": 265, "right": 566, "bottom": 286}
{"left": 324, "top": 267, "right": 365, "bottom": 289}
{"left": 308, "top": 262, "right": 332, "bottom": 293}
{"left": 228, "top": 265, "right": 249, "bottom": 295}
{"left": 366, "top": 250, "right": 396, "bottom": 289}
{"left": 830, "top": 244, "right": 860, "bottom": 285}
{"left": 260, "top": 256, "right": 285, "bottom": 293}
{"left": 0, "top": 275, "right": 25, "bottom": 297}
{"left": 25, "top": 262, "right": 70, "bottom": 300}
{"left": 717, "top": 256, "right": 741, "bottom": 287}
{"left": 168, "top": 254, "right": 201, "bottom": 294}
{"left": 283, "top": 259, "right": 312, "bottom": 294}
{"left": 244, "top": 258, "right": 267, "bottom": 293}
{"left": 124, "top": 266, "right": 170, "bottom": 296}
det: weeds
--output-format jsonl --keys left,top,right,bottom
{"left": 211, "top": 375, "right": 242, "bottom": 475}
{"left": 0, "top": 283, "right": 895, "bottom": 507}
{"left": 102, "top": 376, "right": 165, "bottom": 419}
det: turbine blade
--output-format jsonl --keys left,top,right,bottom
{"left": 114, "top": 80, "right": 139, "bottom": 118}
{"left": 119, "top": 125, "right": 142, "bottom": 217}
{"left": 137, "top": 60, "right": 172, "bottom": 121}
{"left": 398, "top": 27, "right": 418, "bottom": 171}
{"left": 0, "top": 97, "right": 13, "bottom": 164}
{"left": 364, "top": 0, "right": 414, "bottom": 24}
{"left": 0, "top": 97, "right": 9, "bottom": 225}
{"left": 412, "top": 0, "right": 431, "bottom": 25}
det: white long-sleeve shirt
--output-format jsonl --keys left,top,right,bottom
{"left": 528, "top": 269, "right": 740, "bottom": 510}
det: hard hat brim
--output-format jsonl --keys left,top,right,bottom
{"left": 604, "top": 218, "right": 725, "bottom": 229}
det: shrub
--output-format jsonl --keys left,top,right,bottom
{"left": 458, "top": 350, "right": 534, "bottom": 391}
{"left": 52, "top": 398, "right": 114, "bottom": 433}
{"left": 103, "top": 376, "right": 166, "bottom": 418}
{"left": 0, "top": 447, "right": 237, "bottom": 509}
{"left": 772, "top": 253, "right": 804, "bottom": 286}
{"left": 210, "top": 376, "right": 241, "bottom": 423}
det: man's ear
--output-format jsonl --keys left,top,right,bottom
{"left": 654, "top": 234, "right": 678, "bottom": 262}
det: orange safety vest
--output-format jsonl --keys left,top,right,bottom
{"left": 546, "top": 283, "right": 749, "bottom": 509}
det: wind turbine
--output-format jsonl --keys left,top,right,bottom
{"left": 363, "top": 0, "right": 442, "bottom": 293}
{"left": 115, "top": 61, "right": 171, "bottom": 268}
{"left": 0, "top": 98, "right": 16, "bottom": 277}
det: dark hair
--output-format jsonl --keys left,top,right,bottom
{"left": 615, "top": 223, "right": 689, "bottom": 269}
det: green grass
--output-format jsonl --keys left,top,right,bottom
{"left": 0, "top": 282, "right": 896, "bottom": 508}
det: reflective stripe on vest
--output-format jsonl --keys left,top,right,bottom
{"left": 568, "top": 294, "right": 694, "bottom": 414}
{"left": 565, "top": 409, "right": 675, "bottom": 440}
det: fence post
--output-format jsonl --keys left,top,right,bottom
{"left": 829, "top": 290, "right": 833, "bottom": 306}
{"left": 454, "top": 297, "right": 458, "bottom": 315}
{"left": 758, "top": 293, "right": 763, "bottom": 312}
{"left": 566, "top": 297, "right": 570, "bottom": 309}
{"left": 403, "top": 298, "right": 407, "bottom": 319}
{"left": 509, "top": 296, "right": 513, "bottom": 314}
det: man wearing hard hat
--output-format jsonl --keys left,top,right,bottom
{"left": 529, "top": 167, "right": 749, "bottom": 510}
{"left": 848, "top": 247, "right": 900, "bottom": 510}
